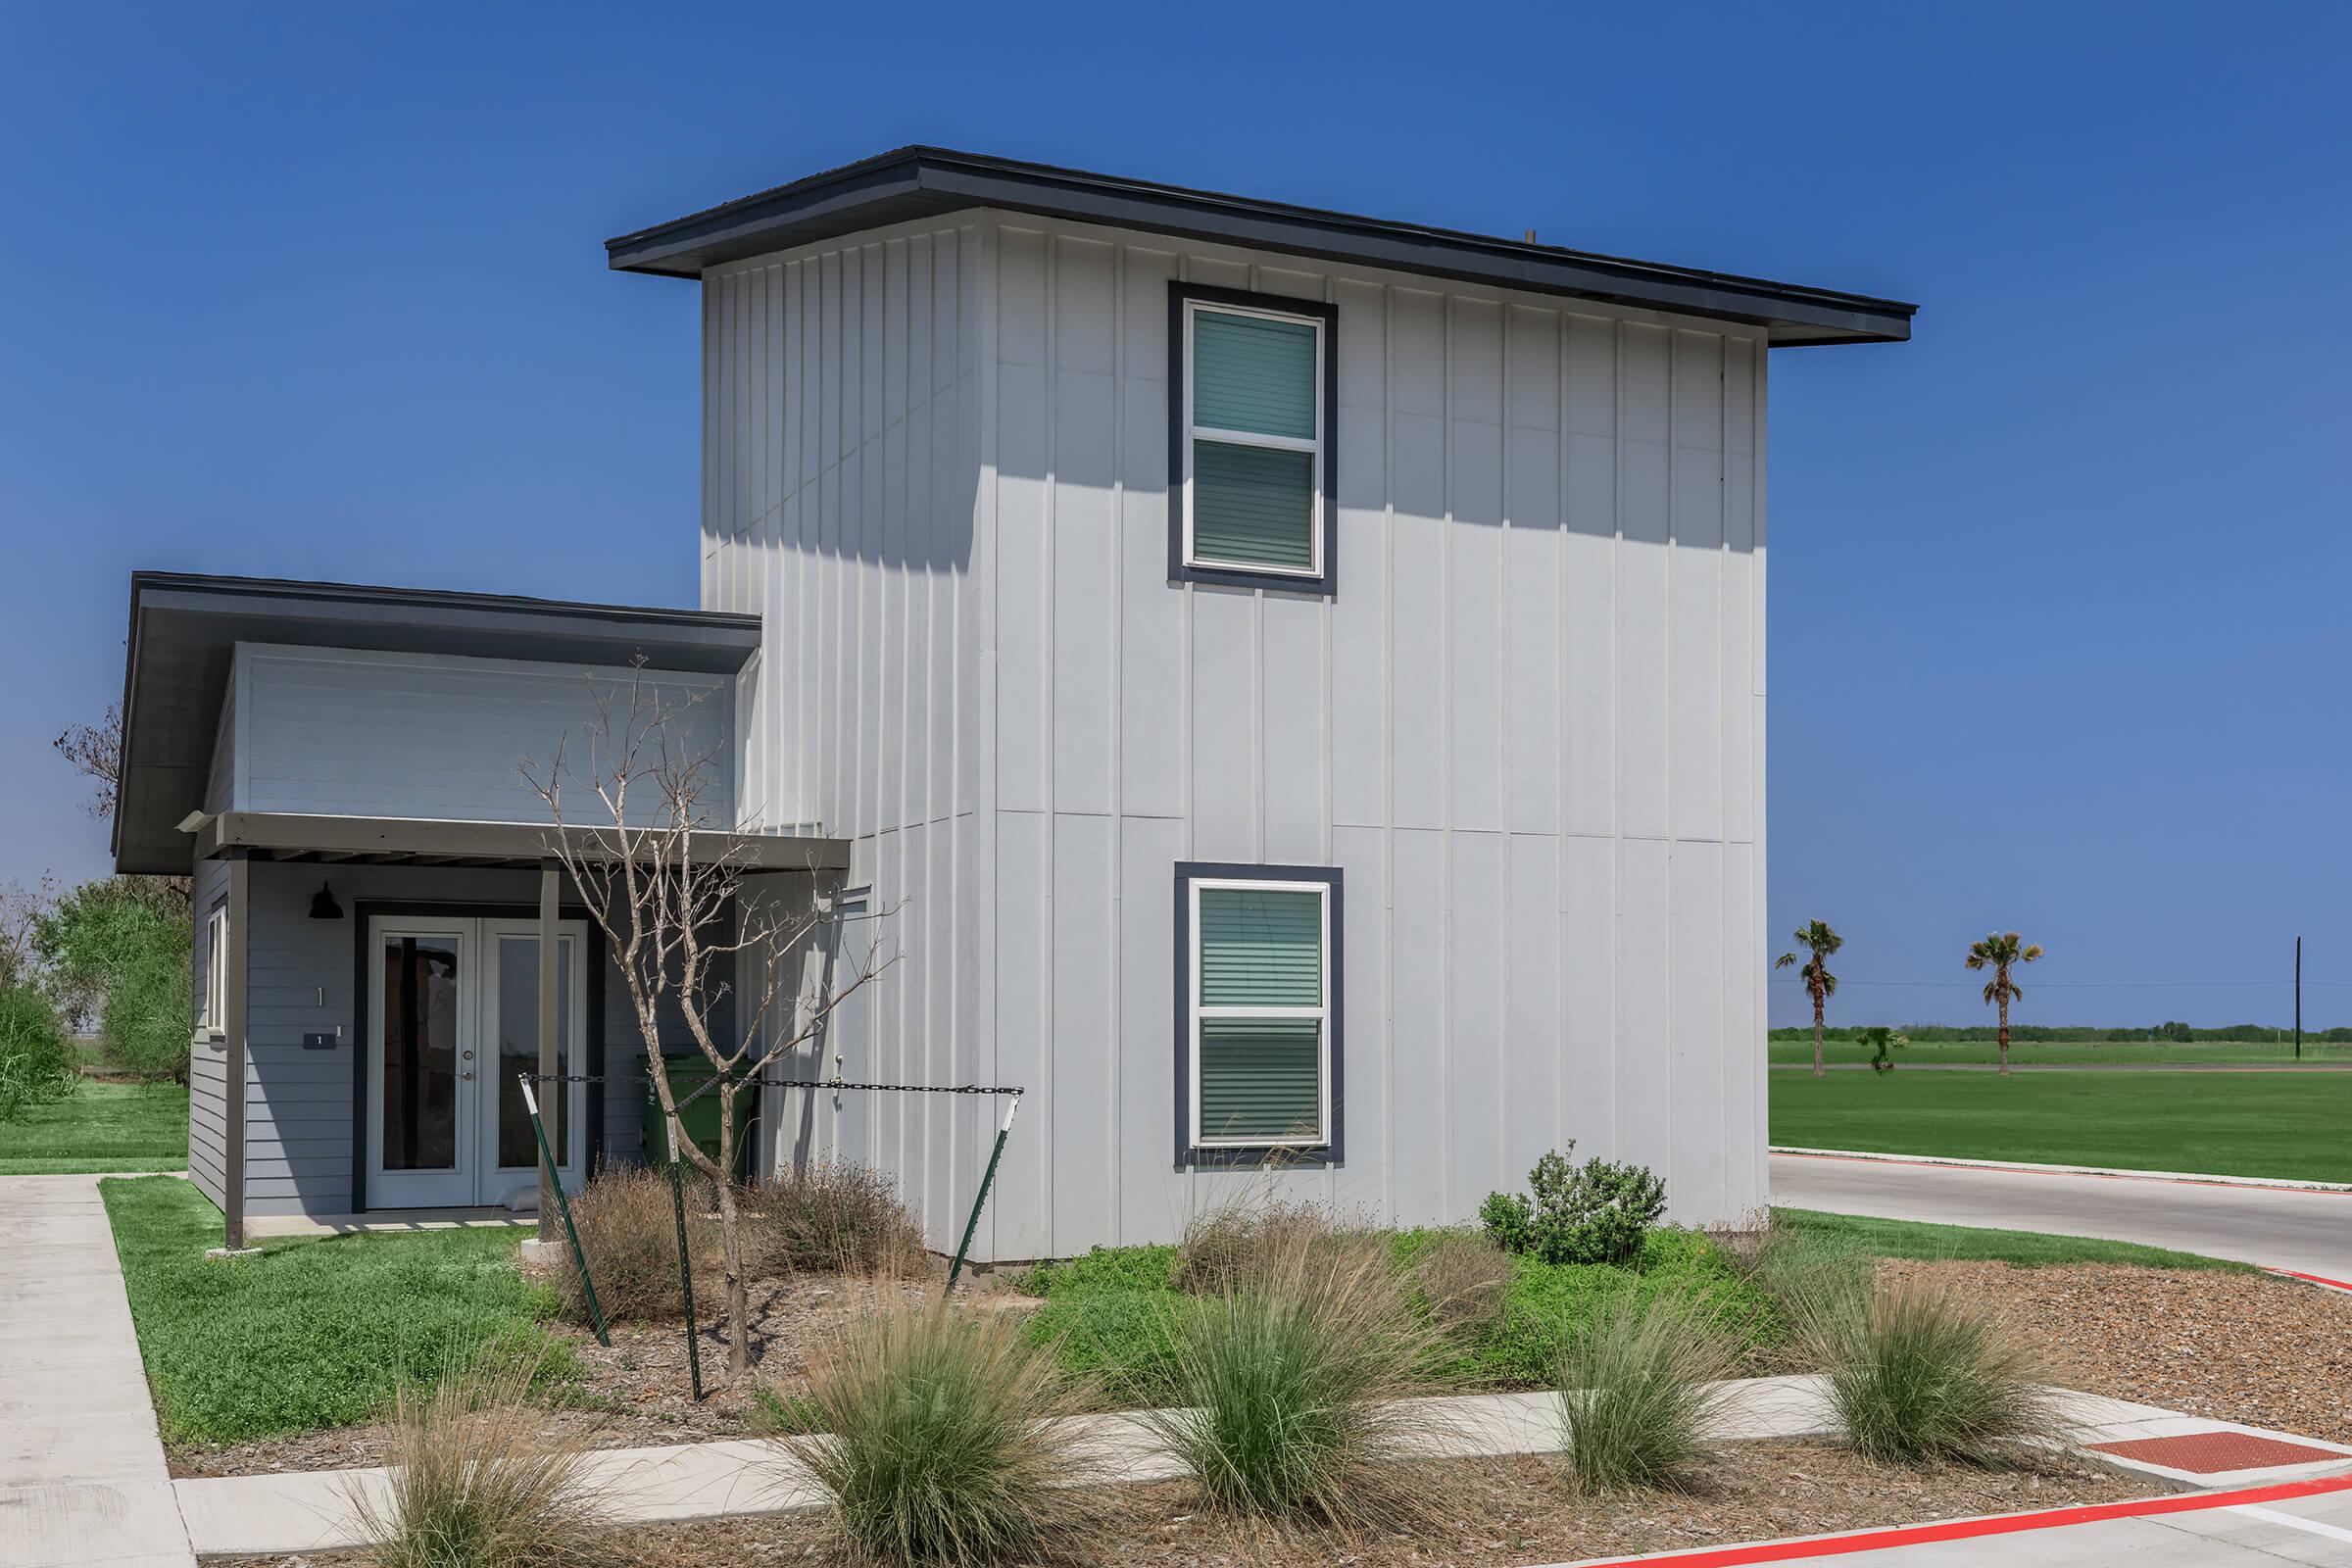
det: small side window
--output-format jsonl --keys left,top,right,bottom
{"left": 1169, "top": 285, "right": 1338, "bottom": 594}
{"left": 202, "top": 904, "right": 228, "bottom": 1035}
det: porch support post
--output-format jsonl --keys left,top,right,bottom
{"left": 538, "top": 858, "right": 561, "bottom": 1245}
{"left": 222, "top": 851, "right": 251, "bottom": 1251}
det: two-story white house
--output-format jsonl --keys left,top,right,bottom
{"left": 119, "top": 147, "right": 1911, "bottom": 1257}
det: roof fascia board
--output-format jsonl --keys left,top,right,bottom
{"left": 608, "top": 150, "right": 1914, "bottom": 345}
{"left": 198, "top": 810, "right": 853, "bottom": 872}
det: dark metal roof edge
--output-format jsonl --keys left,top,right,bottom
{"left": 125, "top": 570, "right": 761, "bottom": 636}
{"left": 607, "top": 146, "right": 1916, "bottom": 343}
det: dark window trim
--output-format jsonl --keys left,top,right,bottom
{"left": 1172, "top": 860, "right": 1344, "bottom": 1170}
{"left": 1166, "top": 283, "right": 1340, "bottom": 596}
{"left": 349, "top": 899, "right": 608, "bottom": 1214}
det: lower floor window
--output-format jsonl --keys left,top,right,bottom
{"left": 1176, "top": 863, "right": 1343, "bottom": 1161}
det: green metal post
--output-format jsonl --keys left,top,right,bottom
{"left": 664, "top": 1117, "right": 706, "bottom": 1401}
{"left": 522, "top": 1077, "right": 607, "bottom": 1348}
{"left": 947, "top": 1095, "right": 1020, "bottom": 1293}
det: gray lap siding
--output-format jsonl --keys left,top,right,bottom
{"left": 235, "top": 860, "right": 663, "bottom": 1217}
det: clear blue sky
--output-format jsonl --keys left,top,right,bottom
{"left": 3, "top": 4, "right": 2344, "bottom": 1029}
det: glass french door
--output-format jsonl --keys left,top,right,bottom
{"left": 368, "top": 914, "right": 587, "bottom": 1209}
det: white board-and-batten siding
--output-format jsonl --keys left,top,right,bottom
{"left": 229, "top": 644, "right": 735, "bottom": 828}
{"left": 702, "top": 210, "right": 1767, "bottom": 1260}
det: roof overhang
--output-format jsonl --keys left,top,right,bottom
{"left": 193, "top": 811, "right": 849, "bottom": 873}
{"left": 607, "top": 146, "right": 1916, "bottom": 347}
{"left": 115, "top": 573, "right": 764, "bottom": 876}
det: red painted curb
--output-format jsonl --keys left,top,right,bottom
{"left": 2270, "top": 1266, "right": 2352, "bottom": 1295}
{"left": 1555, "top": 1472, "right": 2352, "bottom": 1566}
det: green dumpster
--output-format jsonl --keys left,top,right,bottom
{"left": 642, "top": 1053, "right": 755, "bottom": 1179}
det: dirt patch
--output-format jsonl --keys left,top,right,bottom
{"left": 213, "top": 1441, "right": 2147, "bottom": 1568}
{"left": 171, "top": 1263, "right": 1045, "bottom": 1479}
{"left": 1886, "top": 1260, "right": 2352, "bottom": 1446}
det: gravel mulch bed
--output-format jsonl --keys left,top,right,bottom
{"left": 171, "top": 1265, "right": 1042, "bottom": 1479}
{"left": 1888, "top": 1259, "right": 2352, "bottom": 1445}
{"left": 214, "top": 1442, "right": 2147, "bottom": 1568}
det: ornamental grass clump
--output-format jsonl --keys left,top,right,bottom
{"left": 1556, "top": 1291, "right": 1738, "bottom": 1493}
{"left": 1819, "top": 1273, "right": 2059, "bottom": 1467}
{"left": 1141, "top": 1228, "right": 1448, "bottom": 1531}
{"left": 550, "top": 1162, "right": 709, "bottom": 1325}
{"left": 352, "top": 1350, "right": 609, "bottom": 1568}
{"left": 788, "top": 1297, "right": 1101, "bottom": 1566}
{"left": 748, "top": 1161, "right": 927, "bottom": 1277}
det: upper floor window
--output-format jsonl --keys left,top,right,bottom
{"left": 1169, "top": 285, "right": 1338, "bottom": 595}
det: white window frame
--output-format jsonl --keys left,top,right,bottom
{"left": 202, "top": 904, "right": 228, "bottom": 1036}
{"left": 1188, "top": 874, "right": 1333, "bottom": 1150}
{"left": 1181, "top": 299, "right": 1328, "bottom": 581}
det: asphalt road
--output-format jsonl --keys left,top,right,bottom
{"left": 1770, "top": 1152, "right": 2352, "bottom": 1281}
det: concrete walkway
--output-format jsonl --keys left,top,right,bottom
{"left": 175, "top": 1375, "right": 1843, "bottom": 1554}
{"left": 0, "top": 1175, "right": 194, "bottom": 1568}
{"left": 1772, "top": 1150, "right": 2352, "bottom": 1281}
{"left": 168, "top": 1378, "right": 2352, "bottom": 1559}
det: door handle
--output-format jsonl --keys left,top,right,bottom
{"left": 460, "top": 1071, "right": 475, "bottom": 1081}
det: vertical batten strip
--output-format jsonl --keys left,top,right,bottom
{"left": 1379, "top": 281, "right": 1396, "bottom": 1223}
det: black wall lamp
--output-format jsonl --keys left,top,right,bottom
{"left": 309, "top": 881, "right": 344, "bottom": 920}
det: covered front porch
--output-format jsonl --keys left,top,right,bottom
{"left": 113, "top": 573, "right": 850, "bottom": 1249}
{"left": 194, "top": 810, "right": 846, "bottom": 1248}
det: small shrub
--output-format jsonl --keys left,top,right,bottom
{"left": 551, "top": 1163, "right": 710, "bottom": 1325}
{"left": 1476, "top": 1191, "right": 1534, "bottom": 1256}
{"left": 789, "top": 1299, "right": 1100, "bottom": 1565}
{"left": 1819, "top": 1273, "right": 2058, "bottom": 1466}
{"left": 0, "top": 983, "right": 76, "bottom": 1124}
{"left": 352, "top": 1350, "right": 609, "bottom": 1568}
{"left": 1483, "top": 1146, "right": 1667, "bottom": 1266}
{"left": 748, "top": 1162, "right": 926, "bottom": 1277}
{"left": 1171, "top": 1199, "right": 1330, "bottom": 1296}
{"left": 1140, "top": 1229, "right": 1445, "bottom": 1530}
{"left": 1557, "top": 1292, "right": 1737, "bottom": 1493}
{"left": 1406, "top": 1231, "right": 1511, "bottom": 1345}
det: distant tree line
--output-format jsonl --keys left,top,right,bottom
{"left": 1767, "top": 1022, "right": 2352, "bottom": 1045}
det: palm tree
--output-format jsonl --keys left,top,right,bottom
{"left": 1965, "top": 931, "right": 2045, "bottom": 1075}
{"left": 1775, "top": 921, "right": 1843, "bottom": 1079}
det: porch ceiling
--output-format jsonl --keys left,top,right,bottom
{"left": 193, "top": 810, "right": 851, "bottom": 872}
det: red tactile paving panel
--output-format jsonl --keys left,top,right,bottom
{"left": 2090, "top": 1432, "right": 2348, "bottom": 1474}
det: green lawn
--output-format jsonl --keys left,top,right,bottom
{"left": 1773, "top": 1207, "right": 2249, "bottom": 1270}
{"left": 0, "top": 1081, "right": 188, "bottom": 1173}
{"left": 1769, "top": 1037, "right": 2352, "bottom": 1067}
{"left": 1770, "top": 1068, "right": 2352, "bottom": 1182}
{"left": 100, "top": 1175, "right": 567, "bottom": 1448}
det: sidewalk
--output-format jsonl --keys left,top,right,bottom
{"left": 0, "top": 1174, "right": 194, "bottom": 1568}
{"left": 169, "top": 1377, "right": 2352, "bottom": 1559}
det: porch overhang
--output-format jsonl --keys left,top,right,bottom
{"left": 191, "top": 810, "right": 852, "bottom": 873}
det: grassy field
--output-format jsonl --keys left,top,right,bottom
{"left": 1770, "top": 1037, "right": 2352, "bottom": 1067}
{"left": 100, "top": 1175, "right": 565, "bottom": 1447}
{"left": 1775, "top": 1208, "right": 2249, "bottom": 1269}
{"left": 1770, "top": 1068, "right": 2352, "bottom": 1182}
{"left": 0, "top": 1081, "right": 188, "bottom": 1173}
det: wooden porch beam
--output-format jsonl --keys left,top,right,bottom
{"left": 537, "top": 859, "right": 560, "bottom": 1246}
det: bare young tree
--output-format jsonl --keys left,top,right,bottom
{"left": 522, "top": 661, "right": 894, "bottom": 1378}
